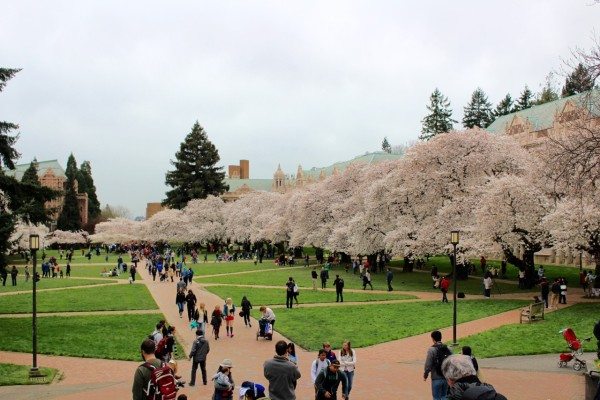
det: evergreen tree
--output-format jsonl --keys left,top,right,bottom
{"left": 77, "top": 161, "right": 101, "bottom": 219}
{"left": 57, "top": 154, "right": 82, "bottom": 231}
{"left": 381, "top": 137, "right": 391, "bottom": 153}
{"left": 515, "top": 86, "right": 534, "bottom": 111}
{"left": 536, "top": 73, "right": 559, "bottom": 105}
{"left": 19, "top": 158, "right": 50, "bottom": 223}
{"left": 462, "top": 88, "right": 493, "bottom": 128}
{"left": 0, "top": 68, "right": 21, "bottom": 169}
{"left": 0, "top": 68, "right": 57, "bottom": 267}
{"left": 493, "top": 94, "right": 515, "bottom": 117}
{"left": 163, "top": 122, "right": 229, "bottom": 209}
{"left": 562, "top": 63, "right": 595, "bottom": 97}
{"left": 420, "top": 88, "right": 457, "bottom": 141}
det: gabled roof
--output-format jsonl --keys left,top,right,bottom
{"left": 301, "top": 151, "right": 404, "bottom": 178}
{"left": 487, "top": 90, "right": 600, "bottom": 134}
{"left": 3, "top": 159, "right": 66, "bottom": 181}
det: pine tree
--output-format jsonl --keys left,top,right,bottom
{"left": 0, "top": 68, "right": 21, "bottom": 169}
{"left": 77, "top": 161, "right": 101, "bottom": 219}
{"left": 493, "top": 94, "right": 515, "bottom": 117}
{"left": 562, "top": 63, "right": 594, "bottom": 97}
{"left": 57, "top": 154, "right": 82, "bottom": 231}
{"left": 163, "top": 122, "right": 229, "bottom": 209}
{"left": 381, "top": 137, "right": 391, "bottom": 153}
{"left": 420, "top": 88, "right": 457, "bottom": 141}
{"left": 21, "top": 158, "right": 40, "bottom": 185}
{"left": 515, "top": 86, "right": 534, "bottom": 111}
{"left": 19, "top": 158, "right": 50, "bottom": 223}
{"left": 536, "top": 73, "right": 559, "bottom": 105}
{"left": 462, "top": 88, "right": 493, "bottom": 128}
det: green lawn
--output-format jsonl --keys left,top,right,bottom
{"left": 1, "top": 284, "right": 158, "bottom": 313}
{"left": 67, "top": 264, "right": 142, "bottom": 280}
{"left": 254, "top": 299, "right": 528, "bottom": 351}
{"left": 196, "top": 266, "right": 523, "bottom": 295}
{"left": 0, "top": 363, "right": 58, "bottom": 385}
{"left": 204, "top": 285, "right": 416, "bottom": 306}
{"left": 0, "top": 314, "right": 182, "bottom": 361}
{"left": 0, "top": 277, "right": 116, "bottom": 293}
{"left": 460, "top": 303, "right": 600, "bottom": 358}
{"left": 193, "top": 261, "right": 282, "bottom": 276}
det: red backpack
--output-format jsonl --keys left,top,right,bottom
{"left": 155, "top": 337, "right": 168, "bottom": 359}
{"left": 143, "top": 362, "right": 178, "bottom": 400}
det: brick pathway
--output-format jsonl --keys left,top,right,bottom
{"left": 0, "top": 262, "right": 591, "bottom": 399}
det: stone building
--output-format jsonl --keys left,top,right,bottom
{"left": 487, "top": 90, "right": 600, "bottom": 268}
{"left": 4, "top": 159, "right": 89, "bottom": 226}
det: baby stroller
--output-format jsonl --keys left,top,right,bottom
{"left": 257, "top": 319, "right": 273, "bottom": 341}
{"left": 558, "top": 327, "right": 590, "bottom": 371}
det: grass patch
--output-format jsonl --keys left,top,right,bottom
{"left": 204, "top": 285, "right": 416, "bottom": 306}
{"left": 193, "top": 262, "right": 281, "bottom": 276}
{"left": 0, "top": 363, "right": 58, "bottom": 385}
{"left": 0, "top": 314, "right": 182, "bottom": 361}
{"left": 460, "top": 303, "right": 600, "bottom": 358}
{"left": 67, "top": 264, "right": 142, "bottom": 280}
{"left": 197, "top": 267, "right": 522, "bottom": 295}
{"left": 256, "top": 300, "right": 528, "bottom": 351}
{"left": 0, "top": 278, "right": 116, "bottom": 293}
{"left": 1, "top": 284, "right": 158, "bottom": 313}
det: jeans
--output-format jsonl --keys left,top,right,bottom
{"left": 190, "top": 359, "right": 206, "bottom": 385}
{"left": 431, "top": 378, "right": 448, "bottom": 400}
{"left": 177, "top": 302, "right": 184, "bottom": 315}
{"left": 286, "top": 293, "right": 294, "bottom": 308}
{"left": 343, "top": 370, "right": 354, "bottom": 395}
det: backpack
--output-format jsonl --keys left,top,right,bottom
{"left": 143, "top": 362, "right": 178, "bottom": 400}
{"left": 432, "top": 343, "right": 452, "bottom": 375}
{"left": 155, "top": 337, "right": 168, "bottom": 358}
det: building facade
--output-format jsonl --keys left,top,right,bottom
{"left": 4, "top": 159, "right": 89, "bottom": 226}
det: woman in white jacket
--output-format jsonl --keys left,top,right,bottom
{"left": 339, "top": 340, "right": 357, "bottom": 398}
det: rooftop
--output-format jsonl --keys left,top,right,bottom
{"left": 2, "top": 159, "right": 66, "bottom": 181}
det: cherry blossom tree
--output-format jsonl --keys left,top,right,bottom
{"left": 141, "top": 208, "right": 187, "bottom": 242}
{"left": 183, "top": 196, "right": 226, "bottom": 246}
{"left": 544, "top": 190, "right": 600, "bottom": 274}
{"left": 90, "top": 217, "right": 141, "bottom": 244}
{"left": 46, "top": 229, "right": 89, "bottom": 246}
{"left": 474, "top": 175, "right": 552, "bottom": 287}
{"left": 9, "top": 221, "right": 50, "bottom": 250}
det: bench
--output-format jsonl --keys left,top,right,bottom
{"left": 520, "top": 302, "right": 545, "bottom": 323}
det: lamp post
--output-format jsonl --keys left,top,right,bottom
{"left": 450, "top": 230, "right": 460, "bottom": 346}
{"left": 29, "top": 234, "right": 44, "bottom": 378}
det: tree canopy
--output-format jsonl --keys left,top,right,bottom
{"left": 420, "top": 88, "right": 456, "bottom": 141}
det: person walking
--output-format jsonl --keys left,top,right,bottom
{"left": 539, "top": 277, "right": 550, "bottom": 308}
{"left": 223, "top": 298, "right": 236, "bottom": 337}
{"left": 175, "top": 288, "right": 186, "bottom": 318}
{"left": 311, "top": 350, "right": 331, "bottom": 395}
{"left": 483, "top": 272, "right": 492, "bottom": 299}
{"left": 189, "top": 329, "right": 210, "bottom": 386}
{"left": 292, "top": 279, "right": 300, "bottom": 305}
{"left": 386, "top": 268, "right": 394, "bottom": 291}
{"left": 339, "top": 341, "right": 356, "bottom": 399}
{"left": 193, "top": 302, "right": 209, "bottom": 334}
{"left": 311, "top": 268, "right": 318, "bottom": 290}
{"left": 314, "top": 360, "right": 348, "bottom": 400}
{"left": 440, "top": 276, "right": 450, "bottom": 303}
{"left": 550, "top": 278, "right": 561, "bottom": 309}
{"left": 24, "top": 265, "right": 30, "bottom": 282}
{"left": 362, "top": 269, "right": 373, "bottom": 290}
{"left": 185, "top": 289, "right": 197, "bottom": 322}
{"left": 286, "top": 277, "right": 295, "bottom": 309}
{"left": 424, "top": 330, "right": 452, "bottom": 400}
{"left": 131, "top": 339, "right": 162, "bottom": 400}
{"left": 241, "top": 295, "right": 253, "bottom": 327}
{"left": 130, "top": 264, "right": 136, "bottom": 282}
{"left": 263, "top": 340, "right": 302, "bottom": 400}
{"left": 10, "top": 265, "right": 18, "bottom": 286}
{"left": 334, "top": 275, "right": 345, "bottom": 302}
{"left": 320, "top": 267, "right": 328, "bottom": 289}
{"left": 211, "top": 305, "right": 223, "bottom": 340}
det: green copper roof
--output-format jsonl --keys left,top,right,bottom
{"left": 301, "top": 151, "right": 404, "bottom": 178}
{"left": 224, "top": 178, "right": 273, "bottom": 192}
{"left": 3, "top": 159, "right": 66, "bottom": 181}
{"left": 487, "top": 90, "right": 600, "bottom": 134}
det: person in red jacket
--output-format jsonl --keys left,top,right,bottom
{"left": 440, "top": 276, "right": 451, "bottom": 303}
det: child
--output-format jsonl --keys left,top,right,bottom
{"left": 211, "top": 305, "right": 223, "bottom": 340}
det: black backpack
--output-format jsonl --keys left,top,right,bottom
{"left": 433, "top": 343, "right": 452, "bottom": 375}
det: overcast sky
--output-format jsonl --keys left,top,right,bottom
{"left": 1, "top": 1, "right": 599, "bottom": 217}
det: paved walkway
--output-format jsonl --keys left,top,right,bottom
{"left": 0, "top": 262, "right": 594, "bottom": 399}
